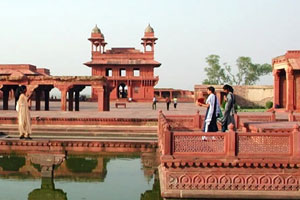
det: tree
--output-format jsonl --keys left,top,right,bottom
{"left": 202, "top": 55, "right": 228, "bottom": 85}
{"left": 202, "top": 55, "right": 272, "bottom": 85}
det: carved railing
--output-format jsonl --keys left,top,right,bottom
{"left": 158, "top": 111, "right": 300, "bottom": 164}
{"left": 158, "top": 113, "right": 300, "bottom": 198}
{"left": 165, "top": 110, "right": 202, "bottom": 130}
{"left": 235, "top": 111, "right": 276, "bottom": 130}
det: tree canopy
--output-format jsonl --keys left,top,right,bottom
{"left": 202, "top": 55, "right": 272, "bottom": 85}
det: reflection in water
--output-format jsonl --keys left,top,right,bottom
{"left": 0, "top": 151, "right": 160, "bottom": 200}
{"left": 28, "top": 177, "right": 67, "bottom": 200}
{"left": 140, "top": 173, "right": 163, "bottom": 200}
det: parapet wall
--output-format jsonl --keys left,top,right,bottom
{"left": 157, "top": 111, "right": 300, "bottom": 199}
{"left": 194, "top": 85, "right": 273, "bottom": 107}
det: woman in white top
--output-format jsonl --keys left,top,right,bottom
{"left": 198, "top": 86, "right": 220, "bottom": 132}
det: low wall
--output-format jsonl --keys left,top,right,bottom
{"left": 158, "top": 112, "right": 300, "bottom": 199}
{"left": 194, "top": 85, "right": 273, "bottom": 108}
{"left": 0, "top": 139, "right": 157, "bottom": 153}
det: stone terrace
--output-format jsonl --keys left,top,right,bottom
{"left": 0, "top": 101, "right": 202, "bottom": 119}
{"left": 0, "top": 101, "right": 293, "bottom": 119}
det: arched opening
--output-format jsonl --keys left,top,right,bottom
{"left": 145, "top": 44, "right": 152, "bottom": 52}
{"left": 0, "top": 85, "right": 19, "bottom": 110}
{"left": 49, "top": 88, "right": 60, "bottom": 111}
{"left": 33, "top": 85, "right": 54, "bottom": 111}
{"left": 117, "top": 83, "right": 128, "bottom": 99}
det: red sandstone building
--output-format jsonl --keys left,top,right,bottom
{"left": 84, "top": 25, "right": 161, "bottom": 102}
{"left": 272, "top": 50, "right": 300, "bottom": 112}
{"left": 0, "top": 64, "right": 109, "bottom": 111}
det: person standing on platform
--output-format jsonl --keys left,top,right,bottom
{"left": 173, "top": 97, "right": 178, "bottom": 109}
{"left": 166, "top": 97, "right": 171, "bottom": 111}
{"left": 220, "top": 84, "right": 236, "bottom": 132}
{"left": 16, "top": 85, "right": 32, "bottom": 140}
{"left": 152, "top": 96, "right": 157, "bottom": 110}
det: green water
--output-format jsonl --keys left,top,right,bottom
{"left": 0, "top": 153, "right": 162, "bottom": 200}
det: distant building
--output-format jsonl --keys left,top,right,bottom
{"left": 272, "top": 50, "right": 300, "bottom": 111}
{"left": 0, "top": 64, "right": 109, "bottom": 111}
{"left": 85, "top": 24, "right": 161, "bottom": 102}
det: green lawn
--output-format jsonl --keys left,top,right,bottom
{"left": 237, "top": 108, "right": 267, "bottom": 112}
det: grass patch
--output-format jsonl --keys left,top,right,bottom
{"left": 237, "top": 108, "right": 267, "bottom": 112}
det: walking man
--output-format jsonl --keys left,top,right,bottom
{"left": 166, "top": 97, "right": 171, "bottom": 111}
{"left": 152, "top": 96, "right": 157, "bottom": 110}
{"left": 220, "top": 84, "right": 236, "bottom": 132}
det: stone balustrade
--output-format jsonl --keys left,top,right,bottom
{"left": 158, "top": 111, "right": 300, "bottom": 199}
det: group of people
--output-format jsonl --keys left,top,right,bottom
{"left": 15, "top": 85, "right": 32, "bottom": 140}
{"left": 152, "top": 96, "right": 178, "bottom": 110}
{"left": 14, "top": 84, "right": 234, "bottom": 140}
{"left": 198, "top": 84, "right": 236, "bottom": 132}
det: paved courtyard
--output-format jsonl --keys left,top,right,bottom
{"left": 0, "top": 100, "right": 294, "bottom": 119}
{"left": 0, "top": 101, "right": 203, "bottom": 119}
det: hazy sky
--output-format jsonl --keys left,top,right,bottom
{"left": 0, "top": 0, "right": 300, "bottom": 90}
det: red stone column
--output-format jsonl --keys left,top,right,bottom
{"left": 95, "top": 87, "right": 105, "bottom": 111}
{"left": 286, "top": 68, "right": 294, "bottom": 111}
{"left": 2, "top": 87, "right": 9, "bottom": 110}
{"left": 75, "top": 91, "right": 80, "bottom": 111}
{"left": 68, "top": 91, "right": 74, "bottom": 111}
{"left": 128, "top": 85, "right": 132, "bottom": 99}
{"left": 35, "top": 90, "right": 41, "bottom": 111}
{"left": 44, "top": 90, "right": 50, "bottom": 111}
{"left": 56, "top": 85, "right": 72, "bottom": 111}
{"left": 106, "top": 88, "right": 110, "bottom": 111}
{"left": 273, "top": 70, "right": 280, "bottom": 108}
{"left": 61, "top": 90, "right": 67, "bottom": 111}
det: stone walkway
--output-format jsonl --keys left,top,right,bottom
{"left": 0, "top": 101, "right": 203, "bottom": 119}
{"left": 0, "top": 100, "right": 294, "bottom": 119}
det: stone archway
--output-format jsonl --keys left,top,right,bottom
{"left": 117, "top": 83, "right": 128, "bottom": 99}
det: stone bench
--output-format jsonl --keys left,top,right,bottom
{"left": 115, "top": 102, "right": 126, "bottom": 108}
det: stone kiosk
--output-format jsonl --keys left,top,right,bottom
{"left": 273, "top": 50, "right": 300, "bottom": 112}
{"left": 0, "top": 64, "right": 110, "bottom": 111}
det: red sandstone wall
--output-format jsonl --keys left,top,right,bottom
{"left": 194, "top": 85, "right": 273, "bottom": 108}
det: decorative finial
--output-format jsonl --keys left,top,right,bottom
{"left": 145, "top": 24, "right": 154, "bottom": 33}
{"left": 92, "top": 24, "right": 101, "bottom": 34}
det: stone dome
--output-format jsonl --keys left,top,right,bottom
{"left": 92, "top": 25, "right": 101, "bottom": 34}
{"left": 145, "top": 24, "right": 154, "bottom": 33}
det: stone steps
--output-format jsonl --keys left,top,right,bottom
{"left": 0, "top": 124, "right": 157, "bottom": 141}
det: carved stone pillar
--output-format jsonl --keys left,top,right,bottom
{"left": 273, "top": 69, "right": 280, "bottom": 108}
{"left": 95, "top": 86, "right": 105, "bottom": 111}
{"left": 75, "top": 90, "right": 80, "bottom": 111}
{"left": 2, "top": 87, "right": 9, "bottom": 110}
{"left": 128, "top": 85, "right": 132, "bottom": 99}
{"left": 286, "top": 68, "right": 294, "bottom": 111}
{"left": 44, "top": 90, "right": 50, "bottom": 111}
{"left": 35, "top": 90, "right": 41, "bottom": 111}
{"left": 61, "top": 90, "right": 67, "bottom": 111}
{"left": 68, "top": 90, "right": 73, "bottom": 111}
{"left": 56, "top": 85, "right": 71, "bottom": 111}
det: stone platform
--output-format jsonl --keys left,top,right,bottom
{"left": 158, "top": 111, "right": 300, "bottom": 199}
{"left": 0, "top": 137, "right": 157, "bottom": 153}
